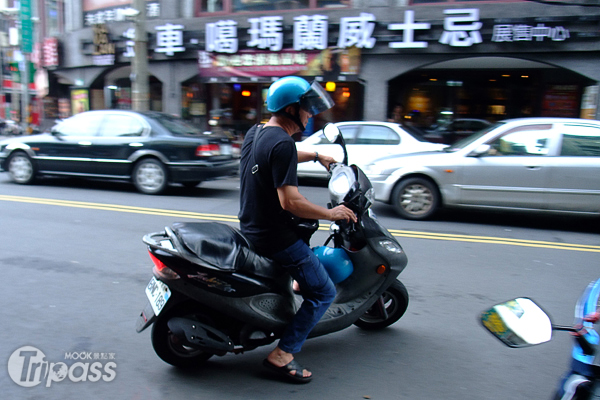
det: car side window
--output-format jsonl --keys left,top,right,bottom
{"left": 487, "top": 125, "right": 553, "bottom": 156}
{"left": 54, "top": 114, "right": 103, "bottom": 136}
{"left": 98, "top": 115, "right": 144, "bottom": 137}
{"left": 453, "top": 121, "right": 467, "bottom": 131}
{"left": 354, "top": 126, "right": 400, "bottom": 145}
{"left": 465, "top": 121, "right": 483, "bottom": 131}
{"left": 560, "top": 125, "right": 600, "bottom": 157}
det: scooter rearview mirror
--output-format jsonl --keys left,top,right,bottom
{"left": 323, "top": 123, "right": 341, "bottom": 143}
{"left": 323, "top": 123, "right": 348, "bottom": 165}
{"left": 480, "top": 297, "right": 552, "bottom": 348}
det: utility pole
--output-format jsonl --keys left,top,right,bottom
{"left": 130, "top": 0, "right": 149, "bottom": 111}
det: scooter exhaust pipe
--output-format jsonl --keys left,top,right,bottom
{"left": 167, "top": 317, "right": 235, "bottom": 355}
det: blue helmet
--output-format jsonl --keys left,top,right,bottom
{"left": 313, "top": 246, "right": 354, "bottom": 284}
{"left": 266, "top": 76, "right": 335, "bottom": 115}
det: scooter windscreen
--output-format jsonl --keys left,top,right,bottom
{"left": 354, "top": 165, "right": 375, "bottom": 207}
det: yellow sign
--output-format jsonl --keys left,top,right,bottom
{"left": 71, "top": 89, "right": 90, "bottom": 115}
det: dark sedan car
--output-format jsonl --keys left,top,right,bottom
{"left": 0, "top": 110, "right": 239, "bottom": 194}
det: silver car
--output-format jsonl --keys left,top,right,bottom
{"left": 365, "top": 118, "right": 600, "bottom": 220}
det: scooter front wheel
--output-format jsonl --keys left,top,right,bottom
{"left": 151, "top": 303, "right": 214, "bottom": 368}
{"left": 353, "top": 280, "right": 408, "bottom": 330}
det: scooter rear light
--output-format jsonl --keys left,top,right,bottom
{"left": 148, "top": 251, "right": 179, "bottom": 279}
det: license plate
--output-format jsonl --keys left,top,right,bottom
{"left": 221, "top": 144, "right": 232, "bottom": 155}
{"left": 145, "top": 277, "right": 171, "bottom": 316}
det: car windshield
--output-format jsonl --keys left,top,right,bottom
{"left": 148, "top": 114, "right": 203, "bottom": 136}
{"left": 444, "top": 122, "right": 505, "bottom": 152}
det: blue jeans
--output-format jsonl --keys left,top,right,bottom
{"left": 271, "top": 239, "right": 336, "bottom": 354}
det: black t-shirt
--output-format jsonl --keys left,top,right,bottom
{"left": 238, "top": 125, "right": 300, "bottom": 255}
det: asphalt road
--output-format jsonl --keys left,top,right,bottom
{"left": 0, "top": 174, "right": 599, "bottom": 400}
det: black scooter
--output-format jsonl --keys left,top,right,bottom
{"left": 136, "top": 124, "right": 409, "bottom": 368}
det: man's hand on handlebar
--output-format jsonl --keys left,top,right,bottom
{"left": 329, "top": 205, "right": 357, "bottom": 223}
{"left": 317, "top": 154, "right": 337, "bottom": 171}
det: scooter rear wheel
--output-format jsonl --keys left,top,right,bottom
{"left": 151, "top": 304, "right": 214, "bottom": 368}
{"left": 353, "top": 280, "right": 408, "bottom": 330}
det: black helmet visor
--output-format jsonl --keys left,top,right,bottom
{"left": 299, "top": 81, "right": 335, "bottom": 116}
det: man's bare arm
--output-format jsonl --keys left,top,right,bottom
{"left": 277, "top": 185, "right": 356, "bottom": 222}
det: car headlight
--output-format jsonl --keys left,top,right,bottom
{"left": 365, "top": 163, "right": 387, "bottom": 176}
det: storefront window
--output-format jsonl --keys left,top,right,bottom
{"left": 317, "top": 0, "right": 350, "bottom": 7}
{"left": 233, "top": 0, "right": 308, "bottom": 12}
{"left": 411, "top": 0, "right": 520, "bottom": 3}
{"left": 45, "top": 0, "right": 63, "bottom": 36}
{"left": 198, "top": 0, "right": 350, "bottom": 14}
{"left": 200, "top": 0, "right": 224, "bottom": 13}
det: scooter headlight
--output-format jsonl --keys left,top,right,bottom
{"left": 379, "top": 239, "right": 403, "bottom": 254}
{"left": 329, "top": 167, "right": 355, "bottom": 205}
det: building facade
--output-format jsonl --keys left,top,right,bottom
{"left": 5, "top": 0, "right": 600, "bottom": 135}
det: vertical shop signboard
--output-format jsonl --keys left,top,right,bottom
{"left": 20, "top": 0, "right": 33, "bottom": 54}
{"left": 71, "top": 89, "right": 90, "bottom": 115}
{"left": 580, "top": 86, "right": 599, "bottom": 120}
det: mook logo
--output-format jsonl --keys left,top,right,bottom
{"left": 7, "top": 346, "right": 117, "bottom": 387}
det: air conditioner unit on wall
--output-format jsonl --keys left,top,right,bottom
{"left": 8, "top": 27, "right": 18, "bottom": 46}
{"left": 0, "top": 32, "right": 8, "bottom": 48}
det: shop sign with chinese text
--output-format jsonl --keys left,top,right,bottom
{"left": 84, "top": 7, "right": 590, "bottom": 73}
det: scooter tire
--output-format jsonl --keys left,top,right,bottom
{"left": 353, "top": 280, "right": 409, "bottom": 330}
{"left": 151, "top": 304, "right": 214, "bottom": 368}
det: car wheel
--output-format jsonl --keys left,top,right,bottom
{"left": 391, "top": 177, "right": 439, "bottom": 220}
{"left": 7, "top": 151, "right": 36, "bottom": 184}
{"left": 132, "top": 158, "right": 168, "bottom": 195}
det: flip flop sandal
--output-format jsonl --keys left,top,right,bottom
{"left": 262, "top": 358, "right": 312, "bottom": 383}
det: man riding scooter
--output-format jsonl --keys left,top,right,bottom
{"left": 238, "top": 76, "right": 357, "bottom": 383}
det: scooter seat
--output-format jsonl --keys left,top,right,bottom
{"left": 170, "top": 222, "right": 285, "bottom": 279}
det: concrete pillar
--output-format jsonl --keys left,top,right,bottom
{"left": 149, "top": 60, "right": 198, "bottom": 116}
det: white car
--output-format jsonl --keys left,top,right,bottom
{"left": 296, "top": 121, "right": 447, "bottom": 179}
{"left": 365, "top": 117, "right": 600, "bottom": 220}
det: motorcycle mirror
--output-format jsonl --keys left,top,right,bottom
{"left": 323, "top": 123, "right": 348, "bottom": 165}
{"left": 480, "top": 297, "right": 552, "bottom": 348}
{"left": 323, "top": 123, "right": 340, "bottom": 143}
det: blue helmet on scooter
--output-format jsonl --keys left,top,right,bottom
{"left": 266, "top": 76, "right": 335, "bottom": 130}
{"left": 313, "top": 246, "right": 354, "bottom": 284}
{"left": 266, "top": 76, "right": 310, "bottom": 113}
